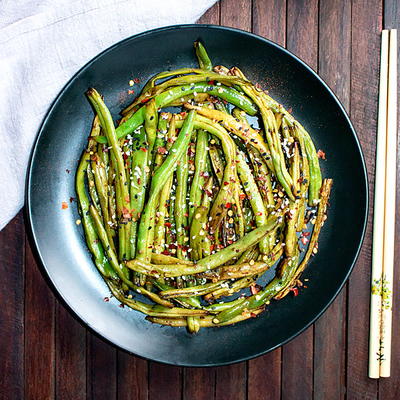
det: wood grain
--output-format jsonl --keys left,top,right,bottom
{"left": 183, "top": 368, "right": 216, "bottom": 400}
{"left": 252, "top": 0, "right": 286, "bottom": 46}
{"left": 149, "top": 363, "right": 182, "bottom": 400}
{"left": 347, "top": 0, "right": 382, "bottom": 398}
{"left": 220, "top": 0, "right": 251, "bottom": 32}
{"left": 117, "top": 352, "right": 148, "bottom": 400}
{"left": 87, "top": 335, "right": 117, "bottom": 400}
{"left": 24, "top": 237, "right": 56, "bottom": 400}
{"left": 0, "top": 213, "right": 24, "bottom": 400}
{"left": 248, "top": 351, "right": 281, "bottom": 400}
{"left": 56, "top": 305, "right": 86, "bottom": 400}
{"left": 215, "top": 363, "right": 247, "bottom": 400}
{"left": 287, "top": 0, "right": 319, "bottom": 70}
{"left": 313, "top": 1, "right": 351, "bottom": 399}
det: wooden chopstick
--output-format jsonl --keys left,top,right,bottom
{"left": 368, "top": 29, "right": 397, "bottom": 379}
{"left": 379, "top": 28, "right": 397, "bottom": 378}
{"left": 368, "top": 29, "right": 389, "bottom": 379}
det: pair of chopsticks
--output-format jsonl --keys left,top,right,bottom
{"left": 368, "top": 29, "right": 398, "bottom": 379}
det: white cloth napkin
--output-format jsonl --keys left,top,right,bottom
{"left": 0, "top": 0, "right": 217, "bottom": 231}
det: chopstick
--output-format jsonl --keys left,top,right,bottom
{"left": 380, "top": 28, "right": 397, "bottom": 378}
{"left": 368, "top": 29, "right": 398, "bottom": 379}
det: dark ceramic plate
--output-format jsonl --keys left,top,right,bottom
{"left": 27, "top": 25, "right": 368, "bottom": 366}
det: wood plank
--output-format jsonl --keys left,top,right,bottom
{"left": 149, "top": 363, "right": 182, "bottom": 400}
{"left": 0, "top": 213, "right": 25, "bottom": 399}
{"left": 287, "top": 0, "right": 319, "bottom": 70}
{"left": 220, "top": 0, "right": 251, "bottom": 32}
{"left": 279, "top": 2, "right": 318, "bottom": 399}
{"left": 379, "top": 1, "right": 400, "bottom": 398}
{"left": 282, "top": 327, "right": 313, "bottom": 400}
{"left": 252, "top": 0, "right": 286, "bottom": 46}
{"left": 56, "top": 304, "right": 86, "bottom": 400}
{"left": 248, "top": 3, "right": 287, "bottom": 399}
{"left": 248, "top": 351, "right": 281, "bottom": 400}
{"left": 313, "top": 1, "right": 351, "bottom": 399}
{"left": 183, "top": 368, "right": 216, "bottom": 400}
{"left": 215, "top": 363, "right": 247, "bottom": 400}
{"left": 347, "top": 0, "right": 382, "bottom": 398}
{"left": 87, "top": 334, "right": 117, "bottom": 400}
{"left": 24, "top": 235, "right": 56, "bottom": 400}
{"left": 198, "top": 1, "right": 220, "bottom": 25}
{"left": 117, "top": 352, "right": 148, "bottom": 400}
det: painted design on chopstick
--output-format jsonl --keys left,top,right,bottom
{"left": 371, "top": 274, "right": 392, "bottom": 310}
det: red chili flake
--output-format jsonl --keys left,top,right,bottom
{"left": 290, "top": 287, "right": 299, "bottom": 297}
{"left": 250, "top": 312, "right": 258, "bottom": 318}
{"left": 124, "top": 196, "right": 130, "bottom": 203}
{"left": 184, "top": 212, "right": 189, "bottom": 217}
{"left": 164, "top": 222, "right": 172, "bottom": 228}
{"left": 103, "top": 297, "right": 110, "bottom": 302}
{"left": 180, "top": 111, "right": 187, "bottom": 118}
{"left": 66, "top": 169, "right": 71, "bottom": 174}
{"left": 222, "top": 99, "right": 228, "bottom": 105}
{"left": 133, "top": 77, "right": 140, "bottom": 83}
{"left": 256, "top": 212, "right": 263, "bottom": 216}
{"left": 255, "top": 82, "right": 262, "bottom": 90}
{"left": 119, "top": 303, "right": 125, "bottom": 308}
{"left": 287, "top": 107, "right": 293, "bottom": 114}
{"left": 140, "top": 147, "right": 147, "bottom": 152}
{"left": 317, "top": 149, "right": 326, "bottom": 160}
{"left": 161, "top": 250, "right": 170, "bottom": 255}
{"left": 168, "top": 243, "right": 177, "bottom": 249}
{"left": 69, "top": 197, "right": 75, "bottom": 203}
{"left": 122, "top": 207, "right": 131, "bottom": 219}
{"left": 137, "top": 178, "right": 141, "bottom": 185}
{"left": 208, "top": 80, "right": 215, "bottom": 85}
{"left": 239, "top": 193, "right": 246, "bottom": 200}
{"left": 157, "top": 146, "right": 167, "bottom": 154}
{"left": 123, "top": 153, "right": 128, "bottom": 160}
{"left": 61, "top": 202, "right": 68, "bottom": 209}
{"left": 227, "top": 240, "right": 233, "bottom": 245}
{"left": 223, "top": 181, "right": 229, "bottom": 186}
{"left": 300, "top": 236, "right": 309, "bottom": 245}
{"left": 225, "top": 202, "right": 232, "bottom": 209}
{"left": 127, "top": 89, "right": 135, "bottom": 95}
{"left": 140, "top": 97, "right": 150, "bottom": 104}
{"left": 250, "top": 284, "right": 261, "bottom": 295}
{"left": 302, "top": 231, "right": 311, "bottom": 237}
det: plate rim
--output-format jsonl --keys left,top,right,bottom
{"left": 25, "top": 23, "right": 369, "bottom": 367}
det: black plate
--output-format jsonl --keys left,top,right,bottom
{"left": 27, "top": 25, "right": 368, "bottom": 367}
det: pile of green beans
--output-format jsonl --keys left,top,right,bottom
{"left": 76, "top": 41, "right": 332, "bottom": 333}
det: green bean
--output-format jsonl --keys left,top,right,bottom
{"left": 151, "top": 253, "right": 193, "bottom": 265}
{"left": 276, "top": 178, "right": 332, "bottom": 299}
{"left": 160, "top": 281, "right": 226, "bottom": 299}
{"left": 92, "top": 159, "right": 116, "bottom": 252}
{"left": 213, "top": 254, "right": 299, "bottom": 323}
{"left": 144, "top": 99, "right": 158, "bottom": 158}
{"left": 135, "top": 110, "right": 196, "bottom": 261}
{"left": 205, "top": 276, "right": 256, "bottom": 301}
{"left": 208, "top": 144, "right": 225, "bottom": 184}
{"left": 175, "top": 144, "right": 189, "bottom": 260}
{"left": 127, "top": 216, "right": 279, "bottom": 277}
{"left": 189, "top": 129, "right": 209, "bottom": 221}
{"left": 190, "top": 206, "right": 211, "bottom": 260}
{"left": 236, "top": 150, "right": 269, "bottom": 253}
{"left": 95, "top": 83, "right": 258, "bottom": 143}
{"left": 194, "top": 41, "right": 212, "bottom": 70}
{"left": 146, "top": 307, "right": 264, "bottom": 327}
{"left": 76, "top": 118, "right": 117, "bottom": 280}
{"left": 90, "top": 205, "right": 173, "bottom": 307}
{"left": 86, "top": 163, "right": 101, "bottom": 212}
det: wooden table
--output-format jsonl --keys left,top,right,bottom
{"left": 1, "top": 1, "right": 399, "bottom": 399}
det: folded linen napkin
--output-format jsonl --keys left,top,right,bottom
{"left": 0, "top": 0, "right": 217, "bottom": 230}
